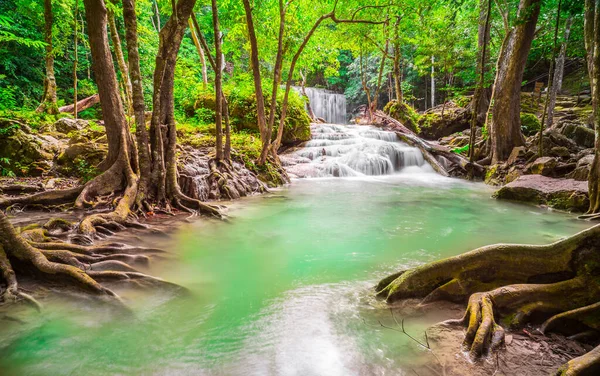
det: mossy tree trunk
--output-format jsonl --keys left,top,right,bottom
{"left": 487, "top": 0, "right": 540, "bottom": 164}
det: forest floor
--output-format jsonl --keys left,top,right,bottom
{"left": 392, "top": 301, "right": 592, "bottom": 376}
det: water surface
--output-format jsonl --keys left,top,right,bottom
{"left": 0, "top": 173, "right": 591, "bottom": 375}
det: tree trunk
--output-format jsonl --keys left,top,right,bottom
{"left": 392, "top": 17, "right": 402, "bottom": 103}
{"left": 488, "top": 0, "right": 541, "bottom": 164}
{"left": 83, "top": 0, "right": 133, "bottom": 173}
{"left": 372, "top": 39, "right": 390, "bottom": 112}
{"left": 122, "top": 0, "right": 151, "bottom": 206}
{"left": 37, "top": 0, "right": 59, "bottom": 114}
{"left": 211, "top": 0, "right": 223, "bottom": 161}
{"left": 471, "top": 0, "right": 491, "bottom": 122}
{"left": 242, "top": 0, "right": 268, "bottom": 148}
{"left": 469, "top": 0, "right": 492, "bottom": 164}
{"left": 73, "top": 0, "right": 79, "bottom": 119}
{"left": 187, "top": 18, "right": 208, "bottom": 89}
{"left": 258, "top": 0, "right": 286, "bottom": 165}
{"left": 547, "top": 15, "right": 573, "bottom": 129}
{"left": 108, "top": 7, "right": 133, "bottom": 115}
{"left": 538, "top": 0, "right": 563, "bottom": 157}
{"left": 430, "top": 56, "right": 435, "bottom": 108}
{"left": 586, "top": 0, "right": 600, "bottom": 215}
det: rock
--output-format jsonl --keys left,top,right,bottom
{"left": 549, "top": 146, "right": 571, "bottom": 158}
{"left": 0, "top": 126, "right": 55, "bottom": 176}
{"left": 507, "top": 146, "right": 527, "bottom": 165}
{"left": 527, "top": 157, "right": 558, "bottom": 176}
{"left": 494, "top": 175, "right": 589, "bottom": 212}
{"left": 566, "top": 155, "right": 595, "bottom": 181}
{"left": 44, "top": 118, "right": 89, "bottom": 134}
{"left": 559, "top": 123, "right": 595, "bottom": 148}
{"left": 505, "top": 166, "right": 525, "bottom": 184}
{"left": 56, "top": 142, "right": 107, "bottom": 176}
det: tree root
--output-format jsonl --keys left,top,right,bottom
{"left": 377, "top": 224, "right": 600, "bottom": 372}
{"left": 0, "top": 210, "right": 178, "bottom": 312}
{"left": 555, "top": 344, "right": 600, "bottom": 376}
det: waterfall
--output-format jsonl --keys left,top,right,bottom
{"left": 281, "top": 123, "right": 433, "bottom": 178}
{"left": 293, "top": 87, "right": 347, "bottom": 124}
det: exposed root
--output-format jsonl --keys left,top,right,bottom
{"left": 377, "top": 224, "right": 600, "bottom": 369}
{"left": 0, "top": 245, "right": 42, "bottom": 311}
{"left": 0, "top": 186, "right": 84, "bottom": 209}
{"left": 0, "top": 210, "right": 178, "bottom": 312}
{"left": 542, "top": 301, "right": 600, "bottom": 335}
{"left": 554, "top": 344, "right": 600, "bottom": 375}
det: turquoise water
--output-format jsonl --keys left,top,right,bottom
{"left": 0, "top": 173, "right": 591, "bottom": 375}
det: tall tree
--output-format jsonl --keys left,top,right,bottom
{"left": 212, "top": 0, "right": 223, "bottom": 161}
{"left": 471, "top": 0, "right": 492, "bottom": 122}
{"left": 546, "top": 15, "right": 573, "bottom": 129}
{"left": 585, "top": 0, "right": 600, "bottom": 215}
{"left": 146, "top": 0, "right": 219, "bottom": 214}
{"left": 487, "top": 0, "right": 542, "bottom": 164}
{"left": 538, "top": 0, "right": 563, "bottom": 156}
{"left": 37, "top": 0, "right": 59, "bottom": 114}
{"left": 468, "top": 0, "right": 492, "bottom": 163}
{"left": 108, "top": 4, "right": 133, "bottom": 114}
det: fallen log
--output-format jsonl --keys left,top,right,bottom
{"left": 59, "top": 94, "right": 100, "bottom": 114}
{"left": 373, "top": 110, "right": 486, "bottom": 178}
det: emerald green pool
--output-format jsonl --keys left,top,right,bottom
{"left": 0, "top": 174, "right": 591, "bottom": 375}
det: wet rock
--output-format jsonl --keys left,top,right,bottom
{"left": 494, "top": 175, "right": 589, "bottom": 212}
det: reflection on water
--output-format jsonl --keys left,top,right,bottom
{"left": 0, "top": 175, "right": 591, "bottom": 375}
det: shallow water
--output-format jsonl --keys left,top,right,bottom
{"left": 0, "top": 173, "right": 592, "bottom": 376}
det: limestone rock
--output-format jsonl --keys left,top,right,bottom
{"left": 494, "top": 175, "right": 589, "bottom": 212}
{"left": 559, "top": 123, "right": 595, "bottom": 148}
{"left": 527, "top": 157, "right": 558, "bottom": 176}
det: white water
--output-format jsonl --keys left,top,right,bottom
{"left": 282, "top": 123, "right": 432, "bottom": 178}
{"left": 294, "top": 87, "right": 347, "bottom": 124}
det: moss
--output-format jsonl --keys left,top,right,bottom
{"left": 384, "top": 100, "right": 420, "bottom": 133}
{"left": 186, "top": 88, "right": 311, "bottom": 145}
{"left": 520, "top": 112, "right": 541, "bottom": 136}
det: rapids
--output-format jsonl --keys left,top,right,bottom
{"left": 282, "top": 123, "right": 431, "bottom": 178}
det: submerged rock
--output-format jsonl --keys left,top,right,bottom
{"left": 494, "top": 175, "right": 589, "bottom": 212}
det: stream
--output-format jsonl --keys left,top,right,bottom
{"left": 0, "top": 118, "right": 594, "bottom": 375}
{"left": 0, "top": 172, "right": 591, "bottom": 376}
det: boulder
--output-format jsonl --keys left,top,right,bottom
{"left": 559, "top": 123, "right": 595, "bottom": 148}
{"left": 527, "top": 157, "right": 558, "bottom": 176}
{"left": 507, "top": 146, "right": 527, "bottom": 165}
{"left": 494, "top": 175, "right": 589, "bottom": 212}
{"left": 43, "top": 118, "right": 89, "bottom": 134}
{"left": 0, "top": 126, "right": 55, "bottom": 176}
{"left": 566, "top": 155, "right": 595, "bottom": 181}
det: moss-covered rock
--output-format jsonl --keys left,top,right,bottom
{"left": 520, "top": 112, "right": 540, "bottom": 136}
{"left": 417, "top": 102, "right": 471, "bottom": 140}
{"left": 383, "top": 100, "right": 420, "bottom": 133}
{"left": 494, "top": 174, "right": 589, "bottom": 212}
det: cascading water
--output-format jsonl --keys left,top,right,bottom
{"left": 281, "top": 123, "right": 433, "bottom": 178}
{"left": 294, "top": 87, "right": 347, "bottom": 124}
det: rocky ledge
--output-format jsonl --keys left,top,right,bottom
{"left": 494, "top": 174, "right": 589, "bottom": 212}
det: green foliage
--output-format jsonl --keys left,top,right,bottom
{"left": 520, "top": 112, "right": 541, "bottom": 136}
{"left": 451, "top": 144, "right": 469, "bottom": 155}
{"left": 75, "top": 158, "right": 98, "bottom": 182}
{"left": 0, "top": 157, "right": 16, "bottom": 177}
